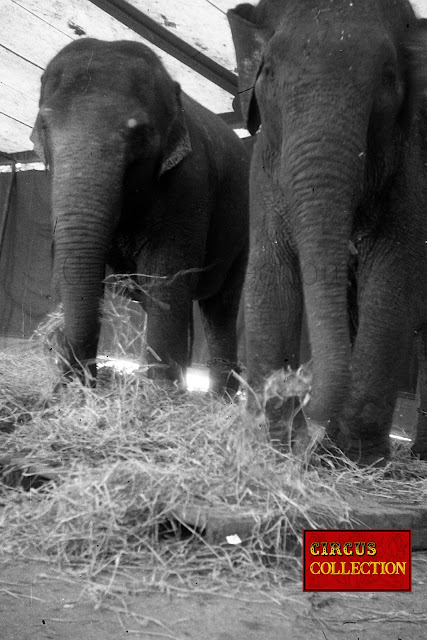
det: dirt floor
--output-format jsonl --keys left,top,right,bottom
{"left": 1, "top": 553, "right": 426, "bottom": 640}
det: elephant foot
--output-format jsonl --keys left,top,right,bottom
{"left": 285, "top": 412, "right": 324, "bottom": 460}
{"left": 334, "top": 403, "right": 392, "bottom": 466}
{"left": 55, "top": 361, "right": 97, "bottom": 388}
{"left": 410, "top": 446, "right": 427, "bottom": 461}
{"left": 267, "top": 401, "right": 325, "bottom": 457}
{"left": 243, "top": 407, "right": 270, "bottom": 445}
{"left": 146, "top": 359, "right": 187, "bottom": 393}
{"left": 244, "top": 383, "right": 325, "bottom": 457}
{"left": 334, "top": 430, "right": 390, "bottom": 467}
{"left": 150, "top": 377, "right": 187, "bottom": 395}
{"left": 309, "top": 433, "right": 349, "bottom": 469}
{"left": 411, "top": 445, "right": 427, "bottom": 461}
{"left": 207, "top": 359, "right": 241, "bottom": 398}
{"left": 311, "top": 428, "right": 390, "bottom": 468}
{"left": 411, "top": 413, "right": 427, "bottom": 461}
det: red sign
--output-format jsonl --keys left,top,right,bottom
{"left": 303, "top": 529, "right": 411, "bottom": 592}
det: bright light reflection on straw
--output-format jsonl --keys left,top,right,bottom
{"left": 97, "top": 357, "right": 210, "bottom": 391}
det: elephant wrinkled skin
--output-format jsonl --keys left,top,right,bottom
{"left": 228, "top": 0, "right": 427, "bottom": 463}
{"left": 32, "top": 38, "right": 249, "bottom": 395}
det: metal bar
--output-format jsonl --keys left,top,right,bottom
{"left": 88, "top": 0, "right": 238, "bottom": 96}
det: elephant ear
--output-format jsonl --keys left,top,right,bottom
{"left": 406, "top": 19, "right": 427, "bottom": 94}
{"left": 30, "top": 112, "right": 48, "bottom": 165}
{"left": 401, "top": 18, "right": 427, "bottom": 128}
{"left": 160, "top": 83, "right": 192, "bottom": 175}
{"left": 228, "top": 4, "right": 268, "bottom": 135}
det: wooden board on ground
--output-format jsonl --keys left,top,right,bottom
{"left": 175, "top": 497, "right": 427, "bottom": 549}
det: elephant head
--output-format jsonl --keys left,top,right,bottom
{"left": 228, "top": 1, "right": 427, "bottom": 428}
{"left": 32, "top": 38, "right": 192, "bottom": 380}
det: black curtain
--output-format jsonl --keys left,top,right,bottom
{"left": 0, "top": 169, "right": 55, "bottom": 338}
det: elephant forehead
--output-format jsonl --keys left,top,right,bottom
{"left": 257, "top": 0, "right": 408, "bottom": 28}
{"left": 44, "top": 48, "right": 160, "bottom": 101}
{"left": 265, "top": 20, "right": 396, "bottom": 79}
{"left": 46, "top": 38, "right": 160, "bottom": 75}
{"left": 258, "top": 0, "right": 415, "bottom": 59}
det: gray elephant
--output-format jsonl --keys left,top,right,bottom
{"left": 32, "top": 38, "right": 249, "bottom": 395}
{"left": 228, "top": 0, "right": 427, "bottom": 463}
{"left": 411, "top": 319, "right": 427, "bottom": 457}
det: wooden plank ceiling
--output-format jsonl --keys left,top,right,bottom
{"left": 1, "top": 0, "right": 427, "bottom": 160}
{"left": 0, "top": 0, "right": 243, "bottom": 159}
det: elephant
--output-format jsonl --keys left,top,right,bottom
{"left": 411, "top": 317, "right": 427, "bottom": 458}
{"left": 228, "top": 0, "right": 427, "bottom": 464}
{"left": 31, "top": 37, "right": 249, "bottom": 395}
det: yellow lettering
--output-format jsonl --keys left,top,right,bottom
{"left": 366, "top": 541, "right": 376, "bottom": 556}
{"left": 321, "top": 542, "right": 328, "bottom": 556}
{"left": 310, "top": 562, "right": 320, "bottom": 574}
{"left": 320, "top": 562, "right": 331, "bottom": 574}
{"left": 360, "top": 562, "right": 370, "bottom": 575}
{"left": 385, "top": 562, "right": 395, "bottom": 575}
{"left": 343, "top": 542, "right": 353, "bottom": 556}
{"left": 351, "top": 562, "right": 361, "bottom": 575}
{"left": 371, "top": 562, "right": 380, "bottom": 574}
{"left": 340, "top": 561, "right": 350, "bottom": 574}
{"left": 395, "top": 562, "right": 406, "bottom": 575}
{"left": 354, "top": 542, "right": 365, "bottom": 556}
{"left": 329, "top": 542, "right": 342, "bottom": 556}
{"left": 310, "top": 542, "right": 319, "bottom": 556}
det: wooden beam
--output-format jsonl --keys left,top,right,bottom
{"left": 218, "top": 111, "right": 244, "bottom": 128}
{"left": 0, "top": 150, "right": 40, "bottom": 165}
{"left": 88, "top": 0, "right": 238, "bottom": 96}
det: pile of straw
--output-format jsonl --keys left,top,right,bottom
{"left": 0, "top": 294, "right": 425, "bottom": 603}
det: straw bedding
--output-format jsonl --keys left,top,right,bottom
{"left": 0, "top": 294, "right": 426, "bottom": 604}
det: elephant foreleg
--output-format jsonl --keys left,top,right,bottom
{"left": 143, "top": 283, "right": 192, "bottom": 388}
{"left": 339, "top": 245, "right": 413, "bottom": 464}
{"left": 412, "top": 324, "right": 427, "bottom": 459}
{"left": 199, "top": 249, "right": 246, "bottom": 396}
{"left": 245, "top": 241, "right": 304, "bottom": 447}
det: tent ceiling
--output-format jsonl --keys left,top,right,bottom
{"left": 1, "top": 0, "right": 427, "bottom": 161}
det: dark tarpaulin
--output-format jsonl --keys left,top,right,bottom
{"left": 0, "top": 169, "right": 55, "bottom": 338}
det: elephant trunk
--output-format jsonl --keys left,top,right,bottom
{"left": 283, "top": 118, "right": 366, "bottom": 423}
{"left": 51, "top": 143, "right": 124, "bottom": 379}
